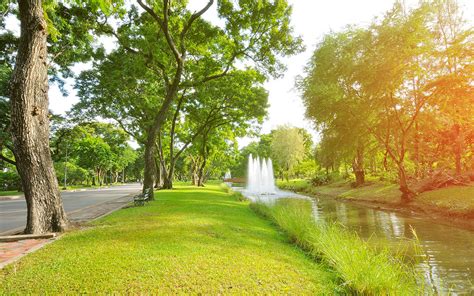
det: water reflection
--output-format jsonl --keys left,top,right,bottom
{"left": 311, "top": 196, "right": 474, "bottom": 294}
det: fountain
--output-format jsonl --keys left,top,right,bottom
{"left": 224, "top": 170, "right": 232, "bottom": 180}
{"left": 246, "top": 154, "right": 276, "bottom": 195}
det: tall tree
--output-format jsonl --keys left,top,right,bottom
{"left": 113, "top": 0, "right": 302, "bottom": 195}
{"left": 4, "top": 0, "right": 122, "bottom": 233}
{"left": 9, "top": 0, "right": 67, "bottom": 233}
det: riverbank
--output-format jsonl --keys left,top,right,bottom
{"left": 278, "top": 179, "right": 474, "bottom": 229}
{"left": 250, "top": 198, "right": 427, "bottom": 294}
{"left": 1, "top": 184, "right": 339, "bottom": 294}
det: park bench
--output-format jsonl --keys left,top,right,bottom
{"left": 134, "top": 188, "right": 152, "bottom": 206}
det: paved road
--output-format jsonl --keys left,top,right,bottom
{"left": 0, "top": 183, "right": 141, "bottom": 234}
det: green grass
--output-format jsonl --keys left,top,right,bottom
{"left": 0, "top": 190, "right": 22, "bottom": 196}
{"left": 0, "top": 184, "right": 339, "bottom": 294}
{"left": 250, "top": 198, "right": 429, "bottom": 295}
{"left": 278, "top": 179, "right": 474, "bottom": 214}
{"left": 416, "top": 185, "right": 474, "bottom": 214}
{"left": 0, "top": 184, "right": 121, "bottom": 196}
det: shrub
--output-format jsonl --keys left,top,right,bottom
{"left": 0, "top": 170, "right": 21, "bottom": 191}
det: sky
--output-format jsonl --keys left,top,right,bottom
{"left": 6, "top": 0, "right": 474, "bottom": 148}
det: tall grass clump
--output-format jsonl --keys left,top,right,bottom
{"left": 250, "top": 199, "right": 430, "bottom": 295}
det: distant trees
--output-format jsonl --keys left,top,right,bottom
{"left": 271, "top": 126, "right": 306, "bottom": 180}
{"left": 300, "top": 0, "right": 473, "bottom": 201}
{"left": 50, "top": 121, "right": 137, "bottom": 187}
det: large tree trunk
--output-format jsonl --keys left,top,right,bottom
{"left": 10, "top": 0, "right": 67, "bottom": 234}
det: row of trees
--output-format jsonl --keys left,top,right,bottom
{"left": 73, "top": 0, "right": 302, "bottom": 193}
{"left": 299, "top": 0, "right": 473, "bottom": 201}
{"left": 1, "top": 118, "right": 139, "bottom": 190}
{"left": 0, "top": 0, "right": 302, "bottom": 233}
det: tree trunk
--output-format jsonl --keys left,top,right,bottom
{"left": 162, "top": 163, "right": 174, "bottom": 189}
{"left": 97, "top": 169, "right": 101, "bottom": 186}
{"left": 10, "top": 0, "right": 67, "bottom": 234}
{"left": 197, "top": 162, "right": 206, "bottom": 187}
{"left": 153, "top": 155, "right": 161, "bottom": 188}
{"left": 414, "top": 121, "right": 420, "bottom": 178}
{"left": 143, "top": 133, "right": 156, "bottom": 198}
{"left": 453, "top": 124, "right": 462, "bottom": 176}
{"left": 398, "top": 163, "right": 414, "bottom": 203}
{"left": 352, "top": 145, "right": 365, "bottom": 187}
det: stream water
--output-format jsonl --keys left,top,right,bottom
{"left": 311, "top": 195, "right": 473, "bottom": 294}
{"left": 236, "top": 183, "right": 473, "bottom": 294}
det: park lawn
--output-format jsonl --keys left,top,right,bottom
{"left": 0, "top": 190, "right": 22, "bottom": 197}
{"left": 277, "top": 179, "right": 474, "bottom": 214}
{"left": 0, "top": 184, "right": 338, "bottom": 294}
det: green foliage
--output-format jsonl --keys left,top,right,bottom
{"left": 75, "top": 136, "right": 113, "bottom": 173}
{"left": 49, "top": 120, "right": 137, "bottom": 186}
{"left": 299, "top": 0, "right": 474, "bottom": 197}
{"left": 271, "top": 125, "right": 306, "bottom": 179}
{"left": 0, "top": 170, "right": 20, "bottom": 191}
{"left": 250, "top": 198, "right": 428, "bottom": 295}
{"left": 54, "top": 161, "right": 90, "bottom": 186}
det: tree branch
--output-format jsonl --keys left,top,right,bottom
{"left": 179, "top": 0, "right": 214, "bottom": 54}
{"left": 0, "top": 153, "right": 16, "bottom": 166}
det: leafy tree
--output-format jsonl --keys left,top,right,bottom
{"left": 75, "top": 136, "right": 113, "bottom": 186}
{"left": 271, "top": 125, "right": 306, "bottom": 180}
{"left": 300, "top": 0, "right": 473, "bottom": 201}
{"left": 2, "top": 0, "right": 122, "bottom": 233}
{"left": 76, "top": 0, "right": 303, "bottom": 195}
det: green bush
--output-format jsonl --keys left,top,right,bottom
{"left": 250, "top": 199, "right": 429, "bottom": 295}
{"left": 0, "top": 170, "right": 21, "bottom": 191}
{"left": 54, "top": 162, "right": 91, "bottom": 185}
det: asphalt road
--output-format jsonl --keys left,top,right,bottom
{"left": 0, "top": 183, "right": 141, "bottom": 234}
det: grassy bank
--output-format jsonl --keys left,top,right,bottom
{"left": 250, "top": 198, "right": 427, "bottom": 295}
{"left": 277, "top": 179, "right": 474, "bottom": 216}
{"left": 1, "top": 184, "right": 339, "bottom": 294}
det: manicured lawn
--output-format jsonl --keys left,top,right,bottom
{"left": 0, "top": 184, "right": 338, "bottom": 294}
{"left": 0, "top": 190, "right": 22, "bottom": 197}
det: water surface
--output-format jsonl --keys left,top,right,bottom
{"left": 311, "top": 195, "right": 474, "bottom": 294}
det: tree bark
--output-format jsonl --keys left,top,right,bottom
{"left": 10, "top": 0, "right": 67, "bottom": 234}
{"left": 352, "top": 145, "right": 365, "bottom": 187}
{"left": 143, "top": 128, "right": 156, "bottom": 197}
{"left": 398, "top": 163, "right": 414, "bottom": 203}
{"left": 154, "top": 156, "right": 162, "bottom": 188}
{"left": 163, "top": 164, "right": 174, "bottom": 189}
{"left": 453, "top": 124, "right": 463, "bottom": 176}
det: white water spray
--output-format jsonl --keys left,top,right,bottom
{"left": 246, "top": 154, "right": 276, "bottom": 194}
